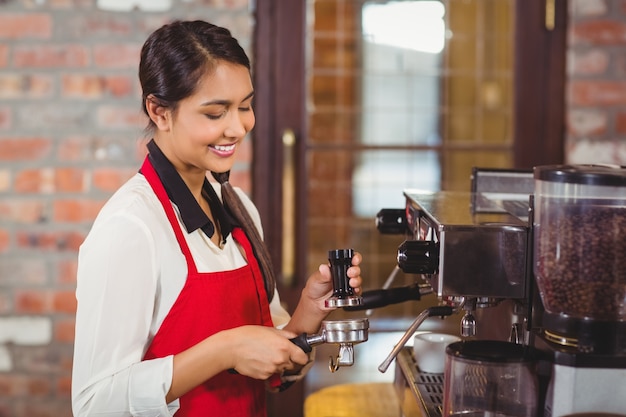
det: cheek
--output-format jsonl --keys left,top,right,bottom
{"left": 245, "top": 111, "right": 256, "bottom": 131}
{"left": 187, "top": 119, "right": 221, "bottom": 142}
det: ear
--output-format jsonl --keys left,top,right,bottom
{"left": 145, "top": 94, "right": 171, "bottom": 132}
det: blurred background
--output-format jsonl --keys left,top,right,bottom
{"left": 1, "top": 0, "right": 626, "bottom": 416}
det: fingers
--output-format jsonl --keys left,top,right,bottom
{"left": 229, "top": 326, "right": 309, "bottom": 379}
{"left": 348, "top": 251, "right": 363, "bottom": 293}
{"left": 351, "top": 251, "right": 362, "bottom": 266}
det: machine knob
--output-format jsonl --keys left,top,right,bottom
{"left": 376, "top": 208, "right": 408, "bottom": 235}
{"left": 397, "top": 240, "right": 439, "bottom": 274}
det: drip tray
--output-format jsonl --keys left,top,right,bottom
{"left": 394, "top": 347, "right": 444, "bottom": 417}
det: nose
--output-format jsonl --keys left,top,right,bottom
{"left": 224, "top": 110, "right": 254, "bottom": 138}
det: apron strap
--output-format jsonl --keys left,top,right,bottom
{"left": 141, "top": 156, "right": 198, "bottom": 275}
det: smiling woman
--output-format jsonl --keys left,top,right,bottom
{"left": 71, "top": 19, "right": 364, "bottom": 417}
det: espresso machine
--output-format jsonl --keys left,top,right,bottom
{"left": 371, "top": 166, "right": 626, "bottom": 417}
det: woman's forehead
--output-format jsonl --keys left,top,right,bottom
{"left": 192, "top": 62, "right": 253, "bottom": 103}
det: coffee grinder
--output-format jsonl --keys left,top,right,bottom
{"left": 531, "top": 165, "right": 626, "bottom": 416}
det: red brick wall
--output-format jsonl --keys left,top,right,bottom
{"left": 0, "top": 2, "right": 252, "bottom": 416}
{"left": 567, "top": 0, "right": 626, "bottom": 163}
{"left": 1, "top": 0, "right": 626, "bottom": 415}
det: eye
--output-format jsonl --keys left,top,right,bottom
{"left": 239, "top": 106, "right": 252, "bottom": 112}
{"left": 205, "top": 111, "right": 226, "bottom": 120}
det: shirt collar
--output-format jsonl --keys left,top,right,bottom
{"left": 145, "top": 139, "right": 234, "bottom": 240}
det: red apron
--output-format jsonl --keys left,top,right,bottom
{"left": 141, "top": 156, "right": 274, "bottom": 417}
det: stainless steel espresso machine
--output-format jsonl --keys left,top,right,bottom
{"left": 370, "top": 166, "right": 626, "bottom": 417}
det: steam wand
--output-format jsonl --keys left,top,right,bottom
{"left": 378, "top": 304, "right": 457, "bottom": 373}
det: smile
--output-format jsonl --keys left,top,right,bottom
{"left": 211, "top": 144, "right": 236, "bottom": 152}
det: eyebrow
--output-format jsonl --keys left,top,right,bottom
{"left": 200, "top": 90, "right": 255, "bottom": 107}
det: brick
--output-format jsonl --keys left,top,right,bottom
{"left": 0, "top": 137, "right": 53, "bottom": 161}
{"left": 0, "top": 74, "right": 54, "bottom": 99}
{"left": 0, "top": 44, "right": 8, "bottom": 68}
{"left": 0, "top": 346, "right": 11, "bottom": 372}
{"left": 61, "top": 74, "right": 134, "bottom": 98}
{"left": 0, "top": 292, "right": 12, "bottom": 314}
{"left": 568, "top": 49, "right": 609, "bottom": 75}
{"left": 16, "top": 400, "right": 73, "bottom": 417}
{"left": 0, "top": 4, "right": 258, "bottom": 417}
{"left": 55, "top": 375, "right": 72, "bottom": 397}
{"left": 58, "top": 136, "right": 130, "bottom": 162}
{"left": 16, "top": 104, "right": 89, "bottom": 130}
{"left": 0, "top": 317, "right": 52, "bottom": 345}
{"left": 14, "top": 168, "right": 55, "bottom": 194}
{"left": 12, "top": 44, "right": 90, "bottom": 68}
{"left": 15, "top": 230, "right": 85, "bottom": 251}
{"left": 567, "top": 139, "right": 626, "bottom": 164}
{"left": 93, "top": 43, "right": 142, "bottom": 69}
{"left": 572, "top": 19, "right": 626, "bottom": 45}
{"left": 96, "top": 105, "right": 147, "bottom": 130}
{"left": 54, "top": 319, "right": 75, "bottom": 343}
{"left": 0, "top": 229, "right": 8, "bottom": 252}
{"left": 55, "top": 167, "right": 87, "bottom": 192}
{"left": 0, "top": 107, "right": 12, "bottom": 129}
{"left": 27, "top": 376, "right": 52, "bottom": 397}
{"left": 0, "top": 257, "right": 47, "bottom": 286}
{"left": 570, "top": 0, "right": 608, "bottom": 16}
{"left": 92, "top": 167, "right": 137, "bottom": 192}
{"left": 567, "top": 109, "right": 608, "bottom": 136}
{"left": 15, "top": 290, "right": 49, "bottom": 314}
{"left": 48, "top": 0, "right": 94, "bottom": 7}
{"left": 53, "top": 291, "right": 77, "bottom": 314}
{"left": 0, "top": 374, "right": 52, "bottom": 397}
{"left": 0, "top": 199, "right": 46, "bottom": 224}
{"left": 569, "top": 80, "right": 626, "bottom": 105}
{"left": 0, "top": 14, "right": 52, "bottom": 39}
{"left": 13, "top": 345, "right": 73, "bottom": 374}
{"left": 14, "top": 167, "right": 85, "bottom": 194}
{"left": 616, "top": 111, "right": 626, "bottom": 134}
{"left": 61, "top": 74, "right": 108, "bottom": 99}
{"left": 53, "top": 199, "right": 103, "bottom": 222}
{"left": 96, "top": 0, "right": 173, "bottom": 12}
{"left": 0, "top": 169, "right": 9, "bottom": 191}
{"left": 56, "top": 259, "right": 78, "bottom": 285}
{"left": 66, "top": 14, "right": 134, "bottom": 38}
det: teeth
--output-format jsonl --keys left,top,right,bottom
{"left": 213, "top": 144, "right": 236, "bottom": 152}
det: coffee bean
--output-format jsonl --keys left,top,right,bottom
{"left": 535, "top": 201, "right": 626, "bottom": 320}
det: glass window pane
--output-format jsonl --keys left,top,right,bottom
{"left": 352, "top": 150, "right": 441, "bottom": 217}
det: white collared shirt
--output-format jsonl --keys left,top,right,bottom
{"left": 71, "top": 173, "right": 291, "bottom": 417}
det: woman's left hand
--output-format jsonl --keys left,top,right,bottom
{"left": 304, "top": 251, "right": 363, "bottom": 308}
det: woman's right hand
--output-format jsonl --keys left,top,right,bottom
{"left": 223, "top": 325, "right": 310, "bottom": 380}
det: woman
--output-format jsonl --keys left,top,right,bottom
{"left": 71, "top": 20, "right": 363, "bottom": 417}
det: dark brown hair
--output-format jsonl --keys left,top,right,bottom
{"left": 139, "top": 21, "right": 276, "bottom": 302}
{"left": 139, "top": 20, "right": 250, "bottom": 132}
